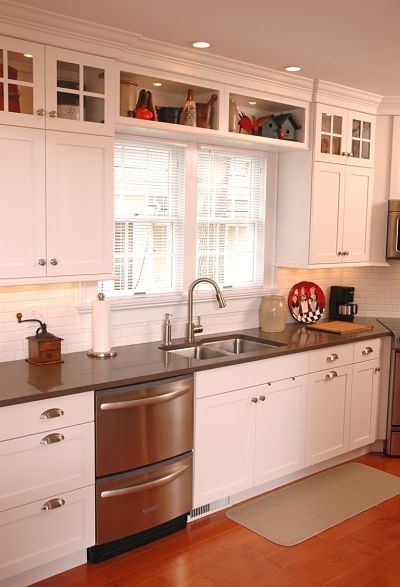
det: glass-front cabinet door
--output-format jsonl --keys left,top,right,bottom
{"left": 314, "top": 104, "right": 348, "bottom": 164}
{"left": 0, "top": 35, "right": 45, "bottom": 128}
{"left": 346, "top": 110, "right": 375, "bottom": 167}
{"left": 45, "top": 46, "right": 114, "bottom": 136}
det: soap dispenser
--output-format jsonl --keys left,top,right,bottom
{"left": 163, "top": 313, "right": 173, "bottom": 346}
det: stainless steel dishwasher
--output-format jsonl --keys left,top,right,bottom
{"left": 88, "top": 375, "right": 193, "bottom": 562}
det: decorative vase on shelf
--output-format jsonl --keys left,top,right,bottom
{"left": 229, "top": 97, "right": 240, "bottom": 133}
{"left": 259, "top": 294, "right": 287, "bottom": 332}
{"left": 180, "top": 89, "right": 197, "bottom": 127}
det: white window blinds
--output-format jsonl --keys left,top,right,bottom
{"left": 197, "top": 148, "right": 266, "bottom": 288}
{"left": 104, "top": 138, "right": 185, "bottom": 296}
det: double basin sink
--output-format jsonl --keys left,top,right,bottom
{"left": 162, "top": 335, "right": 284, "bottom": 361}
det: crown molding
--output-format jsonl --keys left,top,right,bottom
{"left": 378, "top": 96, "right": 400, "bottom": 115}
{"left": 313, "top": 79, "right": 382, "bottom": 114}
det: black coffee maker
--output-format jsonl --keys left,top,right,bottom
{"left": 329, "top": 286, "right": 358, "bottom": 322}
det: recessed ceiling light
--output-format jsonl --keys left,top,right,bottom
{"left": 23, "top": 53, "right": 33, "bottom": 58}
{"left": 284, "top": 65, "right": 302, "bottom": 72}
{"left": 249, "top": 101, "right": 257, "bottom": 105}
{"left": 192, "top": 41, "right": 211, "bottom": 49}
{"left": 153, "top": 82, "right": 162, "bottom": 87}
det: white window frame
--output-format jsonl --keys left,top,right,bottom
{"left": 92, "top": 136, "right": 277, "bottom": 310}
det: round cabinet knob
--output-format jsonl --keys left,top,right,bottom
{"left": 48, "top": 110, "right": 57, "bottom": 118}
{"left": 325, "top": 370, "right": 338, "bottom": 380}
{"left": 38, "top": 258, "right": 46, "bottom": 266}
{"left": 327, "top": 353, "right": 339, "bottom": 362}
{"left": 259, "top": 395, "right": 266, "bottom": 402}
{"left": 251, "top": 397, "right": 258, "bottom": 404}
{"left": 337, "top": 251, "right": 343, "bottom": 256}
{"left": 374, "top": 367, "right": 381, "bottom": 373}
{"left": 343, "top": 251, "right": 350, "bottom": 256}
{"left": 348, "top": 152, "right": 354, "bottom": 157}
{"left": 50, "top": 258, "right": 58, "bottom": 265}
{"left": 36, "top": 108, "right": 45, "bottom": 116}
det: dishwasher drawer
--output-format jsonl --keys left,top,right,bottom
{"left": 95, "top": 375, "right": 193, "bottom": 476}
{"left": 95, "top": 452, "right": 192, "bottom": 544}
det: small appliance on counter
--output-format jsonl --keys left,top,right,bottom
{"left": 16, "top": 312, "right": 63, "bottom": 365}
{"left": 329, "top": 286, "right": 358, "bottom": 322}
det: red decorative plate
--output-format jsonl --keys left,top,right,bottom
{"left": 288, "top": 281, "right": 326, "bottom": 323}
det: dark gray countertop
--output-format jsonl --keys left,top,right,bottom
{"left": 0, "top": 319, "right": 390, "bottom": 407}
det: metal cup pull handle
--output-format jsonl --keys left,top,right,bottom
{"left": 41, "top": 498, "right": 65, "bottom": 511}
{"left": 40, "top": 408, "right": 64, "bottom": 419}
{"left": 40, "top": 433, "right": 64, "bottom": 445}
{"left": 325, "top": 370, "right": 338, "bottom": 380}
{"left": 362, "top": 346, "right": 373, "bottom": 356}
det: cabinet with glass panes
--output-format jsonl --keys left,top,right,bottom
{"left": 314, "top": 103, "right": 375, "bottom": 167}
{"left": 0, "top": 34, "right": 114, "bottom": 135}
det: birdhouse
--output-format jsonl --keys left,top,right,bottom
{"left": 16, "top": 313, "right": 63, "bottom": 365}
{"left": 273, "top": 113, "right": 302, "bottom": 141}
{"left": 259, "top": 115, "right": 280, "bottom": 139}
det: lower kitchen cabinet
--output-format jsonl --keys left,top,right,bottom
{"left": 254, "top": 376, "right": 307, "bottom": 486}
{"left": 349, "top": 358, "right": 380, "bottom": 450}
{"left": 193, "top": 376, "right": 307, "bottom": 508}
{"left": 0, "top": 485, "right": 95, "bottom": 582}
{"left": 305, "top": 365, "right": 353, "bottom": 467}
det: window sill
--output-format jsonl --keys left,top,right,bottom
{"left": 76, "top": 287, "right": 277, "bottom": 314}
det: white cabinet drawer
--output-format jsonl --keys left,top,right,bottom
{"left": 0, "top": 485, "right": 95, "bottom": 582}
{"left": 0, "top": 390, "right": 94, "bottom": 441}
{"left": 309, "top": 344, "right": 354, "bottom": 373}
{"left": 0, "top": 422, "right": 94, "bottom": 511}
{"left": 353, "top": 338, "right": 381, "bottom": 362}
{"left": 195, "top": 352, "right": 310, "bottom": 398}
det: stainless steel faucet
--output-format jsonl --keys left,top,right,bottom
{"left": 186, "top": 277, "right": 227, "bottom": 342}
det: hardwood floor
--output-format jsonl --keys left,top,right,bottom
{"left": 32, "top": 454, "right": 400, "bottom": 587}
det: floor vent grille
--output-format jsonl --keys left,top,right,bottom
{"left": 189, "top": 497, "right": 230, "bottom": 520}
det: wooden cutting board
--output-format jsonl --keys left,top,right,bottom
{"left": 306, "top": 321, "right": 373, "bottom": 334}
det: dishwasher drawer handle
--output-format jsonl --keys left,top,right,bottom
{"left": 40, "top": 408, "right": 64, "bottom": 419}
{"left": 326, "top": 370, "right": 338, "bottom": 380}
{"left": 100, "top": 465, "right": 190, "bottom": 498}
{"left": 41, "top": 498, "right": 65, "bottom": 511}
{"left": 362, "top": 346, "right": 373, "bottom": 356}
{"left": 100, "top": 386, "right": 190, "bottom": 411}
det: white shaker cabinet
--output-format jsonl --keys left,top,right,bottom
{"left": 305, "top": 364, "right": 353, "bottom": 467}
{"left": 309, "top": 162, "right": 373, "bottom": 264}
{"left": 0, "top": 126, "right": 113, "bottom": 282}
{"left": 349, "top": 358, "right": 381, "bottom": 450}
{"left": 0, "top": 34, "right": 114, "bottom": 135}
{"left": 314, "top": 103, "right": 375, "bottom": 168}
{"left": 253, "top": 375, "right": 307, "bottom": 486}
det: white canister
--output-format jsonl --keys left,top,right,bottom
{"left": 260, "top": 294, "right": 287, "bottom": 332}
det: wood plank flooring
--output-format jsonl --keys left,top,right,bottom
{"left": 32, "top": 454, "right": 400, "bottom": 587}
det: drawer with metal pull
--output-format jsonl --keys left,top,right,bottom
{"left": 0, "top": 390, "right": 93, "bottom": 441}
{"left": 309, "top": 343, "right": 354, "bottom": 373}
{"left": 0, "top": 422, "right": 94, "bottom": 511}
{"left": 353, "top": 338, "right": 381, "bottom": 363}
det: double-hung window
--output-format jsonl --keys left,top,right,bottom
{"left": 196, "top": 148, "right": 266, "bottom": 289}
{"left": 103, "top": 138, "right": 186, "bottom": 296}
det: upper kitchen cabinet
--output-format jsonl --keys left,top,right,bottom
{"left": 314, "top": 103, "right": 375, "bottom": 167}
{"left": 0, "top": 126, "right": 114, "bottom": 283}
{"left": 117, "top": 65, "right": 221, "bottom": 133}
{"left": 0, "top": 35, "right": 114, "bottom": 135}
{"left": 0, "top": 35, "right": 45, "bottom": 128}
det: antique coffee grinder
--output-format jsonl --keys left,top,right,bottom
{"left": 16, "top": 313, "right": 63, "bottom": 365}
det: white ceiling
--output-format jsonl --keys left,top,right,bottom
{"left": 13, "top": 0, "right": 400, "bottom": 96}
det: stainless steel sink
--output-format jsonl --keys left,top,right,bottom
{"left": 166, "top": 345, "right": 225, "bottom": 360}
{"left": 164, "top": 335, "right": 283, "bottom": 360}
{"left": 202, "top": 337, "right": 279, "bottom": 354}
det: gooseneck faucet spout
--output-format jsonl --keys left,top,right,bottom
{"left": 187, "top": 278, "right": 227, "bottom": 343}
